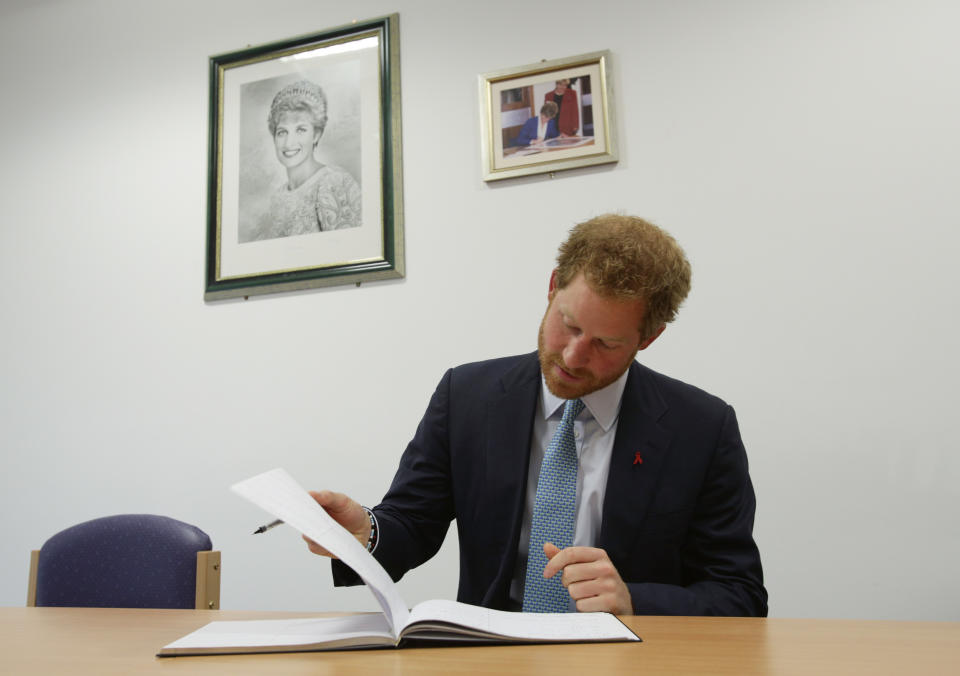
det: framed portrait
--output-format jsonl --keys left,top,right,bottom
{"left": 478, "top": 51, "right": 618, "bottom": 182}
{"left": 205, "top": 14, "right": 403, "bottom": 301}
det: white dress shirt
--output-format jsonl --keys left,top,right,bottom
{"left": 537, "top": 116, "right": 549, "bottom": 142}
{"left": 508, "top": 367, "right": 630, "bottom": 609}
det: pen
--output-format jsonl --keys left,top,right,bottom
{"left": 253, "top": 519, "right": 284, "bottom": 535}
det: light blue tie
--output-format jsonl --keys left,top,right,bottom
{"left": 522, "top": 398, "right": 585, "bottom": 613}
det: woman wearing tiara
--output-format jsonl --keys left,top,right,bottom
{"left": 261, "top": 79, "right": 361, "bottom": 239}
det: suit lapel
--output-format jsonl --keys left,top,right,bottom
{"left": 599, "top": 362, "right": 673, "bottom": 562}
{"left": 481, "top": 353, "right": 540, "bottom": 606}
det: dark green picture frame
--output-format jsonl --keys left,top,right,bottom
{"left": 205, "top": 14, "right": 404, "bottom": 301}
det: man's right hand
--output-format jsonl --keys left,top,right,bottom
{"left": 303, "top": 490, "right": 372, "bottom": 558}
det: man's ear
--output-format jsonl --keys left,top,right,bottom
{"left": 638, "top": 325, "right": 666, "bottom": 351}
{"left": 548, "top": 269, "right": 559, "bottom": 299}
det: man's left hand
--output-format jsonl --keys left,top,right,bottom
{"left": 542, "top": 543, "right": 633, "bottom": 615}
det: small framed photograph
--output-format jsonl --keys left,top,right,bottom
{"left": 205, "top": 14, "right": 403, "bottom": 301}
{"left": 478, "top": 51, "right": 618, "bottom": 182}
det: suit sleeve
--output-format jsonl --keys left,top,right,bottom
{"left": 626, "top": 406, "right": 767, "bottom": 616}
{"left": 512, "top": 117, "right": 537, "bottom": 147}
{"left": 332, "top": 369, "right": 455, "bottom": 586}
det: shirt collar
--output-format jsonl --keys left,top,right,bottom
{"left": 540, "top": 365, "right": 631, "bottom": 433}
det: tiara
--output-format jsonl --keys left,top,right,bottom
{"left": 271, "top": 80, "right": 325, "bottom": 111}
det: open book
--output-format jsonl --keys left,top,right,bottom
{"left": 158, "top": 468, "right": 640, "bottom": 656}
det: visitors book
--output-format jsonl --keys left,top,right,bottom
{"left": 158, "top": 468, "right": 640, "bottom": 656}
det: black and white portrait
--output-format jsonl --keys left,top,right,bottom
{"left": 207, "top": 16, "right": 403, "bottom": 299}
{"left": 237, "top": 66, "right": 363, "bottom": 243}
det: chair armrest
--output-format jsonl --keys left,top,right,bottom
{"left": 26, "top": 550, "right": 39, "bottom": 607}
{"left": 195, "top": 550, "right": 221, "bottom": 609}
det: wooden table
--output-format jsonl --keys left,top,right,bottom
{"left": 2, "top": 607, "right": 958, "bottom": 675}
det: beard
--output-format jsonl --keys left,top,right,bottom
{"left": 537, "top": 313, "right": 632, "bottom": 400}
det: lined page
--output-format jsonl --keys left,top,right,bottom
{"left": 231, "top": 468, "right": 410, "bottom": 634}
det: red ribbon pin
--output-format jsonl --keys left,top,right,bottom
{"left": 633, "top": 452, "right": 643, "bottom": 465}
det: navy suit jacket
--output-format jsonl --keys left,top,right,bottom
{"left": 334, "top": 352, "right": 767, "bottom": 616}
{"left": 512, "top": 116, "right": 559, "bottom": 146}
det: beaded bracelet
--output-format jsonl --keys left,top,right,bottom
{"left": 362, "top": 507, "right": 378, "bottom": 552}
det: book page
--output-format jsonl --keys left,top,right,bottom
{"left": 231, "top": 468, "right": 410, "bottom": 634}
{"left": 405, "top": 599, "right": 639, "bottom": 642}
{"left": 160, "top": 614, "right": 395, "bottom": 654}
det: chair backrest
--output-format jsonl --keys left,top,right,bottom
{"left": 27, "top": 514, "right": 220, "bottom": 609}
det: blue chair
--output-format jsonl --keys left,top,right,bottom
{"left": 27, "top": 514, "right": 220, "bottom": 609}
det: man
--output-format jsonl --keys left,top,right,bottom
{"left": 307, "top": 214, "right": 767, "bottom": 616}
{"left": 512, "top": 101, "right": 560, "bottom": 147}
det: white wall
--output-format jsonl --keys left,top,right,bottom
{"left": 1, "top": 0, "right": 958, "bottom": 621}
